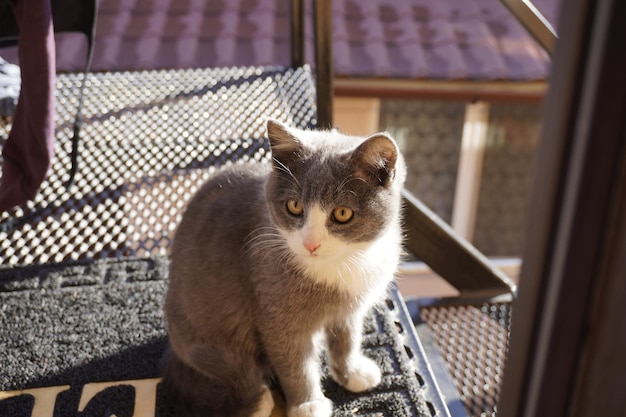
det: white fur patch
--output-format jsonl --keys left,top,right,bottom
{"left": 342, "top": 355, "right": 382, "bottom": 392}
{"left": 281, "top": 205, "right": 402, "bottom": 299}
{"left": 300, "top": 205, "right": 327, "bottom": 254}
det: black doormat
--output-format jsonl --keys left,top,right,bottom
{"left": 0, "top": 257, "right": 441, "bottom": 417}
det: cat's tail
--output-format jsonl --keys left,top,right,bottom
{"left": 161, "top": 344, "right": 268, "bottom": 417}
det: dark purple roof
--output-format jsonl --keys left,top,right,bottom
{"left": 331, "top": 0, "right": 552, "bottom": 80}
{"left": 2, "top": 0, "right": 558, "bottom": 81}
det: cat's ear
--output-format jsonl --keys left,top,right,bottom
{"left": 350, "top": 133, "right": 399, "bottom": 187}
{"left": 266, "top": 119, "right": 304, "bottom": 164}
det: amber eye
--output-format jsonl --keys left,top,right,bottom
{"left": 286, "top": 199, "right": 304, "bottom": 216}
{"left": 332, "top": 206, "right": 354, "bottom": 224}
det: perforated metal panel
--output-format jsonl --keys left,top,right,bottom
{"left": 0, "top": 66, "right": 317, "bottom": 267}
{"left": 473, "top": 103, "right": 542, "bottom": 257}
{"left": 418, "top": 301, "right": 512, "bottom": 417}
{"left": 379, "top": 99, "right": 465, "bottom": 224}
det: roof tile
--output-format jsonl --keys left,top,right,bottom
{"left": 442, "top": 0, "right": 482, "bottom": 21}
{"left": 386, "top": 42, "right": 429, "bottom": 78}
{"left": 0, "top": 0, "right": 558, "bottom": 81}
{"left": 426, "top": 43, "right": 468, "bottom": 79}
{"left": 410, "top": 0, "right": 449, "bottom": 21}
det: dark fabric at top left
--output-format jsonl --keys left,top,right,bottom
{"left": 0, "top": 0, "right": 55, "bottom": 211}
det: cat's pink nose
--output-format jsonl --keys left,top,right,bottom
{"left": 304, "top": 242, "right": 320, "bottom": 254}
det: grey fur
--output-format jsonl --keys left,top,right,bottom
{"left": 163, "top": 120, "right": 407, "bottom": 417}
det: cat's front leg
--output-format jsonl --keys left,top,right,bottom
{"left": 262, "top": 333, "right": 332, "bottom": 417}
{"left": 281, "top": 356, "right": 333, "bottom": 417}
{"left": 326, "top": 312, "right": 382, "bottom": 393}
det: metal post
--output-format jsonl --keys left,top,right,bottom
{"left": 290, "top": 0, "right": 304, "bottom": 68}
{"left": 314, "top": 0, "right": 333, "bottom": 129}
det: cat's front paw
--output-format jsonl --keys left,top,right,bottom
{"left": 333, "top": 355, "right": 382, "bottom": 393}
{"left": 287, "top": 397, "right": 333, "bottom": 417}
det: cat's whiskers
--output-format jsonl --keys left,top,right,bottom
{"left": 275, "top": 187, "right": 301, "bottom": 195}
{"left": 244, "top": 226, "right": 280, "bottom": 240}
{"left": 245, "top": 226, "right": 276, "bottom": 234}
{"left": 244, "top": 229, "right": 285, "bottom": 253}
{"left": 335, "top": 265, "right": 347, "bottom": 287}
{"left": 334, "top": 175, "right": 365, "bottom": 199}
{"left": 245, "top": 237, "right": 285, "bottom": 255}
{"left": 346, "top": 252, "right": 370, "bottom": 281}
{"left": 273, "top": 158, "right": 301, "bottom": 189}
{"left": 244, "top": 228, "right": 301, "bottom": 270}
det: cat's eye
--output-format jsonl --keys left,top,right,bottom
{"left": 286, "top": 199, "right": 304, "bottom": 216}
{"left": 332, "top": 206, "right": 354, "bottom": 224}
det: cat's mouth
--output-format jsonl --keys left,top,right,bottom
{"left": 282, "top": 230, "right": 349, "bottom": 263}
{"left": 303, "top": 242, "right": 321, "bottom": 256}
{"left": 287, "top": 241, "right": 324, "bottom": 260}
{"left": 294, "top": 244, "right": 346, "bottom": 263}
{"left": 298, "top": 246, "right": 322, "bottom": 258}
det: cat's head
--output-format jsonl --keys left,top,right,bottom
{"left": 265, "top": 119, "right": 406, "bottom": 270}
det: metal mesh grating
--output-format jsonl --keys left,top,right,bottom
{"left": 0, "top": 66, "right": 317, "bottom": 267}
{"left": 419, "top": 301, "right": 512, "bottom": 417}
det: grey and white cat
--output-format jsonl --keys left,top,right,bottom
{"left": 162, "top": 119, "right": 407, "bottom": 417}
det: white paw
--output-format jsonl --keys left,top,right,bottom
{"left": 343, "top": 355, "right": 382, "bottom": 392}
{"left": 287, "top": 397, "right": 333, "bottom": 417}
{"left": 251, "top": 386, "right": 274, "bottom": 417}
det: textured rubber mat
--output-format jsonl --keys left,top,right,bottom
{"left": 0, "top": 256, "right": 446, "bottom": 417}
{"left": 0, "top": 65, "right": 317, "bottom": 267}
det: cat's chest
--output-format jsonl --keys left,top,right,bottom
{"left": 294, "top": 229, "right": 401, "bottom": 299}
